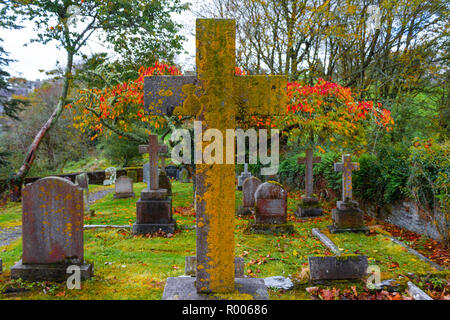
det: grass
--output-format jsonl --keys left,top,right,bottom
{"left": 0, "top": 181, "right": 446, "bottom": 300}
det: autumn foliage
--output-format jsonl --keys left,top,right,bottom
{"left": 282, "top": 78, "right": 394, "bottom": 152}
{"left": 68, "top": 62, "right": 181, "bottom": 140}
{"left": 70, "top": 63, "right": 393, "bottom": 150}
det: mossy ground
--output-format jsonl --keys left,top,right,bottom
{"left": 0, "top": 181, "right": 446, "bottom": 300}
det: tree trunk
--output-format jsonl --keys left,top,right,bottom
{"left": 9, "top": 52, "right": 73, "bottom": 201}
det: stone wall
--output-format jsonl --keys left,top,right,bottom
{"left": 0, "top": 167, "right": 144, "bottom": 194}
{"left": 361, "top": 200, "right": 448, "bottom": 242}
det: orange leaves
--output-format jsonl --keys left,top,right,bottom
{"left": 70, "top": 61, "right": 182, "bottom": 139}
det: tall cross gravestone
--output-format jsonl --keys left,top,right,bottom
{"left": 146, "top": 19, "right": 286, "bottom": 298}
{"left": 133, "top": 135, "right": 175, "bottom": 234}
{"left": 237, "top": 163, "right": 252, "bottom": 190}
{"left": 296, "top": 148, "right": 323, "bottom": 217}
{"left": 334, "top": 154, "right": 359, "bottom": 202}
{"left": 11, "top": 177, "right": 93, "bottom": 281}
{"left": 139, "top": 135, "right": 168, "bottom": 191}
{"left": 328, "top": 154, "right": 368, "bottom": 233}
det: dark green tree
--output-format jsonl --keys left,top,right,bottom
{"left": 6, "top": 0, "right": 188, "bottom": 200}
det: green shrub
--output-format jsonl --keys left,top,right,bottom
{"left": 353, "top": 153, "right": 384, "bottom": 204}
{"left": 315, "top": 151, "right": 341, "bottom": 194}
{"left": 408, "top": 139, "right": 449, "bottom": 213}
{"left": 278, "top": 153, "right": 304, "bottom": 190}
{"left": 98, "top": 133, "right": 142, "bottom": 167}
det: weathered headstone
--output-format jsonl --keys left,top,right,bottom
{"left": 247, "top": 182, "right": 294, "bottom": 234}
{"left": 11, "top": 177, "right": 93, "bottom": 281}
{"left": 146, "top": 19, "right": 286, "bottom": 298}
{"left": 329, "top": 154, "right": 368, "bottom": 233}
{"left": 308, "top": 255, "right": 368, "bottom": 280}
{"left": 237, "top": 163, "right": 252, "bottom": 190}
{"left": 295, "top": 149, "right": 323, "bottom": 217}
{"left": 178, "top": 167, "right": 190, "bottom": 183}
{"left": 75, "top": 173, "right": 90, "bottom": 215}
{"left": 159, "top": 151, "right": 172, "bottom": 196}
{"left": 237, "top": 176, "right": 261, "bottom": 215}
{"left": 133, "top": 135, "right": 175, "bottom": 234}
{"left": 143, "top": 163, "right": 150, "bottom": 187}
{"left": 159, "top": 171, "right": 172, "bottom": 196}
{"left": 114, "top": 175, "right": 135, "bottom": 199}
{"left": 165, "top": 165, "right": 179, "bottom": 180}
{"left": 103, "top": 167, "right": 117, "bottom": 186}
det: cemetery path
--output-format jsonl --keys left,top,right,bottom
{"left": 88, "top": 189, "right": 114, "bottom": 203}
{"left": 0, "top": 225, "right": 21, "bottom": 247}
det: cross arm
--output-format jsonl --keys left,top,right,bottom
{"left": 298, "top": 156, "right": 322, "bottom": 164}
{"left": 144, "top": 75, "right": 197, "bottom": 116}
{"left": 334, "top": 163, "right": 344, "bottom": 171}
{"left": 139, "top": 144, "right": 168, "bottom": 154}
{"left": 234, "top": 75, "right": 287, "bottom": 116}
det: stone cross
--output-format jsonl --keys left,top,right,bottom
{"left": 334, "top": 154, "right": 359, "bottom": 202}
{"left": 139, "top": 134, "right": 168, "bottom": 191}
{"left": 144, "top": 19, "right": 286, "bottom": 293}
{"left": 298, "top": 148, "right": 322, "bottom": 199}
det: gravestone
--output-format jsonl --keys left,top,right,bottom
{"left": 237, "top": 176, "right": 261, "bottom": 215}
{"left": 165, "top": 165, "right": 179, "bottom": 180}
{"left": 295, "top": 148, "right": 323, "bottom": 217}
{"left": 178, "top": 167, "right": 190, "bottom": 183}
{"left": 114, "top": 175, "right": 135, "bottom": 199}
{"left": 133, "top": 135, "right": 175, "bottom": 234}
{"left": 11, "top": 177, "right": 93, "bottom": 281}
{"left": 247, "top": 182, "right": 294, "bottom": 234}
{"left": 159, "top": 152, "right": 172, "bottom": 196}
{"left": 308, "top": 255, "right": 368, "bottom": 280}
{"left": 75, "top": 173, "right": 90, "bottom": 215}
{"left": 237, "top": 163, "right": 252, "bottom": 190}
{"left": 328, "top": 154, "right": 368, "bottom": 233}
{"left": 103, "top": 167, "right": 117, "bottom": 186}
{"left": 159, "top": 171, "right": 172, "bottom": 196}
{"left": 145, "top": 19, "right": 286, "bottom": 298}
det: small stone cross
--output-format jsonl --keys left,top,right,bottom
{"left": 139, "top": 134, "right": 168, "bottom": 191}
{"left": 298, "top": 148, "right": 321, "bottom": 199}
{"left": 334, "top": 154, "right": 359, "bottom": 202}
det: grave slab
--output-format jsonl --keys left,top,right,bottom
{"left": 308, "top": 255, "right": 368, "bottom": 280}
{"left": 162, "top": 277, "right": 269, "bottom": 300}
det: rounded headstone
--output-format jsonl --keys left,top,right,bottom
{"left": 255, "top": 181, "right": 287, "bottom": 200}
{"left": 242, "top": 176, "right": 262, "bottom": 208}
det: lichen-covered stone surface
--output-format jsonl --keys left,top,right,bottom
{"left": 21, "top": 177, "right": 84, "bottom": 264}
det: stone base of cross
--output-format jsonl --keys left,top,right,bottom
{"left": 328, "top": 154, "right": 368, "bottom": 234}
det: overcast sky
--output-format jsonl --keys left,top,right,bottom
{"left": 1, "top": 1, "right": 200, "bottom": 81}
